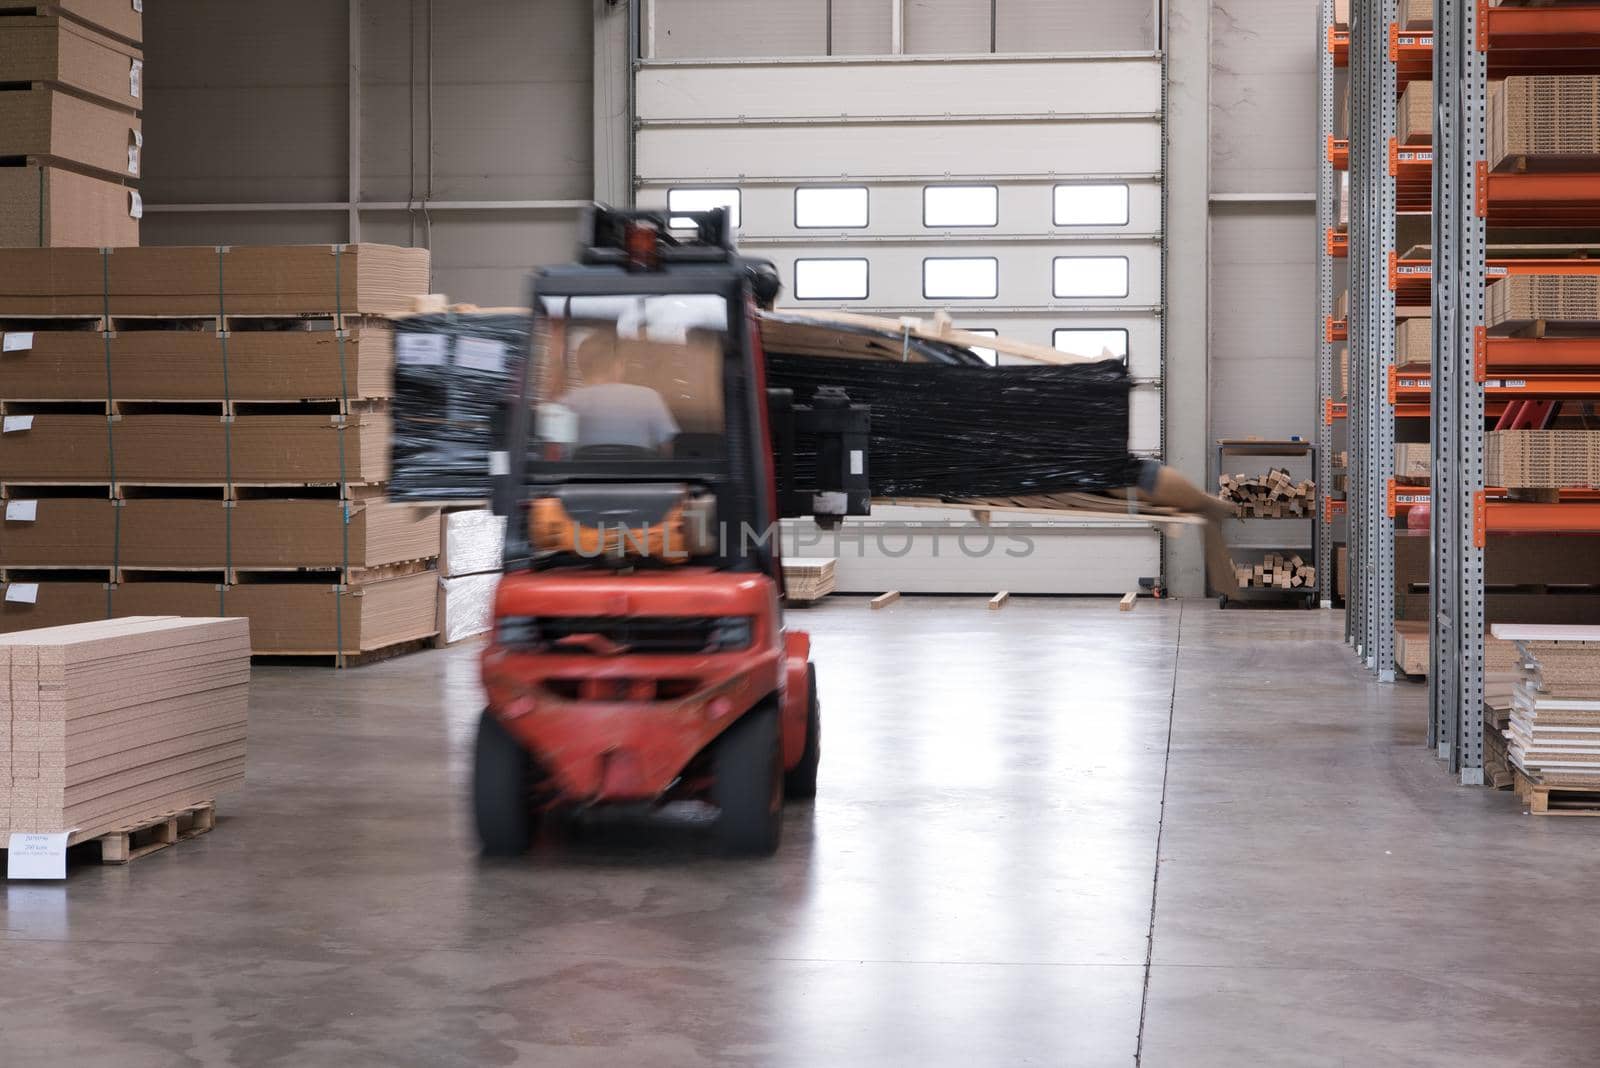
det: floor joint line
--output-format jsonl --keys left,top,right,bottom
{"left": 1134, "top": 597, "right": 1183, "bottom": 1064}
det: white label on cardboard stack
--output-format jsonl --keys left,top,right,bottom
{"left": 395, "top": 334, "right": 447, "bottom": 367}
{"left": 3, "top": 416, "right": 34, "bottom": 433}
{"left": 7, "top": 832, "right": 72, "bottom": 880}
{"left": 6, "top": 501, "right": 38, "bottom": 522}
{"left": 5, "top": 583, "right": 39, "bottom": 604}
{"left": 129, "top": 190, "right": 144, "bottom": 220}
{"left": 128, "top": 129, "right": 143, "bottom": 175}
{"left": 2, "top": 332, "right": 33, "bottom": 352}
{"left": 130, "top": 59, "right": 143, "bottom": 99}
{"left": 455, "top": 337, "right": 507, "bottom": 373}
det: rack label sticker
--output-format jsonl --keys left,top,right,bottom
{"left": 130, "top": 58, "right": 142, "bottom": 99}
{"left": 5, "top": 583, "right": 39, "bottom": 604}
{"left": 1396, "top": 265, "right": 1430, "bottom": 275}
{"left": 6, "top": 501, "right": 38, "bottom": 522}
{"left": 395, "top": 334, "right": 447, "bottom": 367}
{"left": 1499, "top": 379, "right": 1526, "bottom": 389}
{"left": 2, "top": 332, "right": 33, "bottom": 352}
{"left": 7, "top": 832, "right": 71, "bottom": 880}
{"left": 1488, "top": 266, "right": 1509, "bottom": 276}
{"left": 3, "top": 416, "right": 34, "bottom": 433}
{"left": 1397, "top": 494, "right": 1428, "bottom": 505}
{"left": 455, "top": 337, "right": 506, "bottom": 374}
{"left": 1399, "top": 378, "right": 1423, "bottom": 388}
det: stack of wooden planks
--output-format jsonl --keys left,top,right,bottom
{"left": 783, "top": 558, "right": 838, "bottom": 603}
{"left": 1219, "top": 469, "right": 1316, "bottom": 518}
{"left": 1235, "top": 553, "right": 1315, "bottom": 591}
{"left": 1492, "top": 624, "right": 1600, "bottom": 793}
{"left": 0, "top": 616, "right": 248, "bottom": 840}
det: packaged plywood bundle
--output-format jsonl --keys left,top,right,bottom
{"left": 437, "top": 573, "right": 498, "bottom": 645}
{"left": 0, "top": 84, "right": 139, "bottom": 181}
{"left": 0, "top": 162, "right": 139, "bottom": 247}
{"left": 0, "top": 616, "right": 247, "bottom": 841}
{"left": 1486, "top": 429, "right": 1600, "bottom": 489}
{"left": 1398, "top": 80, "right": 1433, "bottom": 145}
{"left": 0, "top": 322, "right": 393, "bottom": 402}
{"left": 1396, "top": 316, "right": 1431, "bottom": 366}
{"left": 783, "top": 558, "right": 837, "bottom": 603}
{"left": 0, "top": 13, "right": 143, "bottom": 111}
{"left": 435, "top": 509, "right": 505, "bottom": 644}
{"left": 0, "top": 244, "right": 429, "bottom": 316}
{"left": 1487, "top": 274, "right": 1600, "bottom": 328}
{"left": 1490, "top": 75, "right": 1600, "bottom": 172}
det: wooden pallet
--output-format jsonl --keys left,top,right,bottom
{"left": 73, "top": 802, "right": 218, "bottom": 864}
{"left": 1513, "top": 767, "right": 1600, "bottom": 816}
{"left": 252, "top": 633, "right": 438, "bottom": 669}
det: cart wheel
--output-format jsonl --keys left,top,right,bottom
{"left": 1218, "top": 595, "right": 1230, "bottom": 609}
{"left": 712, "top": 703, "right": 783, "bottom": 856}
{"left": 473, "top": 708, "right": 533, "bottom": 857}
{"left": 784, "top": 663, "right": 821, "bottom": 800}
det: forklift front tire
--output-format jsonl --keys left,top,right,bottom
{"left": 473, "top": 708, "right": 534, "bottom": 857}
{"left": 783, "top": 663, "right": 821, "bottom": 800}
{"left": 712, "top": 703, "right": 784, "bottom": 857}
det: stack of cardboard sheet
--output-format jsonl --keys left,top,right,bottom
{"left": 1491, "top": 624, "right": 1600, "bottom": 786}
{"left": 436, "top": 510, "right": 504, "bottom": 645}
{"left": 1395, "top": 442, "right": 1431, "bottom": 485}
{"left": 1398, "top": 80, "right": 1432, "bottom": 145}
{"left": 1491, "top": 75, "right": 1600, "bottom": 172}
{"left": 1486, "top": 429, "right": 1600, "bottom": 489}
{"left": 783, "top": 558, "right": 838, "bottom": 603}
{"left": 0, "top": 616, "right": 248, "bottom": 840}
{"left": 1396, "top": 316, "right": 1431, "bottom": 367}
{"left": 0, "top": 2, "right": 142, "bottom": 246}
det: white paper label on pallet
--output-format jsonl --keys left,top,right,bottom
{"left": 7, "top": 832, "right": 71, "bottom": 880}
{"left": 6, "top": 501, "right": 38, "bottom": 522}
{"left": 2, "top": 332, "right": 33, "bottom": 352}
{"left": 129, "top": 59, "right": 142, "bottom": 99}
{"left": 3, "top": 416, "right": 34, "bottom": 433}
{"left": 455, "top": 336, "right": 506, "bottom": 374}
{"left": 128, "top": 190, "right": 143, "bottom": 220}
{"left": 488, "top": 450, "right": 510, "bottom": 477}
{"left": 5, "top": 583, "right": 39, "bottom": 604}
{"left": 395, "top": 334, "right": 447, "bottom": 367}
{"left": 850, "top": 449, "right": 864, "bottom": 476}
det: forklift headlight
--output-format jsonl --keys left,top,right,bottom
{"left": 707, "top": 616, "right": 754, "bottom": 652}
{"left": 496, "top": 616, "right": 543, "bottom": 650}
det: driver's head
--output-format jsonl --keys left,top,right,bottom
{"left": 575, "top": 330, "right": 627, "bottom": 384}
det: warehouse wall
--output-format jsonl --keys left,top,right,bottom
{"left": 142, "top": 0, "right": 595, "bottom": 307}
{"left": 1207, "top": 0, "right": 1319, "bottom": 445}
{"left": 651, "top": 0, "right": 1155, "bottom": 57}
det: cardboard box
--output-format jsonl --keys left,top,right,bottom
{"left": 0, "top": 0, "right": 142, "bottom": 45}
{"left": 1487, "top": 430, "right": 1600, "bottom": 488}
{"left": 1398, "top": 80, "right": 1432, "bottom": 145}
{"left": 0, "top": 573, "right": 440, "bottom": 654}
{"left": 0, "top": 163, "right": 138, "bottom": 247}
{"left": 1488, "top": 275, "right": 1600, "bottom": 327}
{"left": 0, "top": 323, "right": 392, "bottom": 401}
{"left": 0, "top": 85, "right": 140, "bottom": 181}
{"left": 0, "top": 15, "right": 142, "bottom": 111}
{"left": 0, "top": 413, "right": 391, "bottom": 485}
{"left": 1491, "top": 75, "right": 1600, "bottom": 171}
{"left": 1394, "top": 442, "right": 1431, "bottom": 485}
{"left": 0, "top": 244, "right": 429, "bottom": 316}
{"left": 1396, "top": 316, "right": 1431, "bottom": 366}
{"left": 1, "top": 499, "right": 439, "bottom": 570}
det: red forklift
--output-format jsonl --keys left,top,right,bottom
{"left": 475, "top": 207, "right": 870, "bottom": 856}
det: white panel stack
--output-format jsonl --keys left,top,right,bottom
{"left": 0, "top": 616, "right": 249, "bottom": 839}
{"left": 437, "top": 511, "right": 504, "bottom": 645}
{"left": 1491, "top": 624, "right": 1600, "bottom": 786}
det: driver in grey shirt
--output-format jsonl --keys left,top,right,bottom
{"left": 560, "top": 332, "right": 679, "bottom": 454}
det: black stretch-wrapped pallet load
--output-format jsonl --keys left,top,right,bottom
{"left": 763, "top": 354, "right": 1141, "bottom": 498}
{"left": 389, "top": 312, "right": 529, "bottom": 501}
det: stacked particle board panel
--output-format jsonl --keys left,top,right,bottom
{"left": 1491, "top": 624, "right": 1600, "bottom": 796}
{"left": 0, "top": 3, "right": 142, "bottom": 246}
{"left": 0, "top": 244, "right": 443, "bottom": 662}
{"left": 436, "top": 509, "right": 504, "bottom": 645}
{"left": 0, "top": 616, "right": 246, "bottom": 840}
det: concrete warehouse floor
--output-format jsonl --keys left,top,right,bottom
{"left": 4, "top": 600, "right": 1600, "bottom": 1066}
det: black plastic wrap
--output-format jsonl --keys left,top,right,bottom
{"left": 389, "top": 313, "right": 528, "bottom": 501}
{"left": 765, "top": 354, "right": 1142, "bottom": 497}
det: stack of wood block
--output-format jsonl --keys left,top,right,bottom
{"left": 0, "top": 0, "right": 143, "bottom": 247}
{"left": 1491, "top": 624, "right": 1600, "bottom": 792}
{"left": 1234, "top": 553, "right": 1315, "bottom": 592}
{"left": 0, "top": 244, "right": 445, "bottom": 664}
{"left": 436, "top": 509, "right": 503, "bottom": 645}
{"left": 1218, "top": 469, "right": 1316, "bottom": 518}
{"left": 783, "top": 558, "right": 838, "bottom": 603}
{"left": 0, "top": 615, "right": 247, "bottom": 839}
